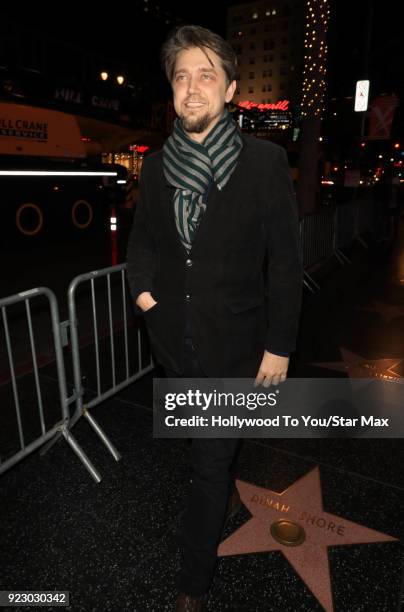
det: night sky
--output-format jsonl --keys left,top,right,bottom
{"left": 3, "top": 1, "right": 403, "bottom": 109}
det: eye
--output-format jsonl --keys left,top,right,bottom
{"left": 202, "top": 74, "right": 213, "bottom": 80}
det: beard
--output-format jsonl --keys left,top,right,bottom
{"left": 180, "top": 108, "right": 214, "bottom": 134}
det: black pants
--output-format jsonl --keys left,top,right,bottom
{"left": 164, "top": 337, "right": 241, "bottom": 596}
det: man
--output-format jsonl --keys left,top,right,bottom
{"left": 126, "top": 25, "right": 303, "bottom": 611}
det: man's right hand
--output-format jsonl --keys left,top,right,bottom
{"left": 136, "top": 291, "right": 158, "bottom": 312}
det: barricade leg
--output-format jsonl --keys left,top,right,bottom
{"left": 61, "top": 425, "right": 102, "bottom": 483}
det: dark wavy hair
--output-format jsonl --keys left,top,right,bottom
{"left": 161, "top": 24, "right": 237, "bottom": 87}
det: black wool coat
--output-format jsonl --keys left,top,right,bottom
{"left": 126, "top": 132, "right": 303, "bottom": 377}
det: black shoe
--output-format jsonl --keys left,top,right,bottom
{"left": 175, "top": 592, "right": 205, "bottom": 611}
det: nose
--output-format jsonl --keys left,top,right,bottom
{"left": 187, "top": 74, "right": 200, "bottom": 95}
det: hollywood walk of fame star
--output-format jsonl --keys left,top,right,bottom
{"left": 358, "top": 300, "right": 404, "bottom": 324}
{"left": 310, "top": 347, "right": 402, "bottom": 381}
{"left": 218, "top": 468, "right": 398, "bottom": 612}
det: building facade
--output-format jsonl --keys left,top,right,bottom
{"left": 226, "top": 0, "right": 304, "bottom": 109}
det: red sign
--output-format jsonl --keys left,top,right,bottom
{"left": 130, "top": 145, "right": 149, "bottom": 153}
{"left": 238, "top": 100, "right": 289, "bottom": 111}
{"left": 368, "top": 95, "right": 399, "bottom": 140}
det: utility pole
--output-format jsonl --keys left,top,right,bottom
{"left": 297, "top": 0, "right": 331, "bottom": 216}
{"left": 356, "top": 0, "right": 374, "bottom": 178}
{"left": 360, "top": 0, "right": 374, "bottom": 142}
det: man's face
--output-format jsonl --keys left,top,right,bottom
{"left": 172, "top": 46, "right": 236, "bottom": 139}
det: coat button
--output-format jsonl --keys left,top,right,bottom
{"left": 186, "top": 258, "right": 193, "bottom": 267}
{"left": 185, "top": 293, "right": 191, "bottom": 301}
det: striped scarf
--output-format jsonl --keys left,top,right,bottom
{"left": 163, "top": 108, "right": 243, "bottom": 253}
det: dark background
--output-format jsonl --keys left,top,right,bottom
{"left": 3, "top": 1, "right": 403, "bottom": 104}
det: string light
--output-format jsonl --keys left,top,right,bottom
{"left": 300, "top": 0, "right": 330, "bottom": 118}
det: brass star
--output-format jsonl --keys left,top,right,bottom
{"left": 310, "top": 347, "right": 402, "bottom": 381}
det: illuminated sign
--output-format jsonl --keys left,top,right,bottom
{"left": 129, "top": 145, "right": 150, "bottom": 153}
{"left": 238, "top": 100, "right": 290, "bottom": 111}
{"left": 235, "top": 99, "right": 291, "bottom": 131}
{"left": 354, "top": 80, "right": 370, "bottom": 112}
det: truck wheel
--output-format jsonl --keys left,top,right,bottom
{"left": 71, "top": 199, "right": 93, "bottom": 229}
{"left": 15, "top": 203, "right": 43, "bottom": 236}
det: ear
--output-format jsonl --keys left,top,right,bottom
{"left": 225, "top": 79, "right": 237, "bottom": 103}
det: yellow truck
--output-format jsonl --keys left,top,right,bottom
{"left": 1, "top": 101, "right": 125, "bottom": 240}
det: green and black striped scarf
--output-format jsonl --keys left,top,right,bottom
{"left": 163, "top": 108, "right": 243, "bottom": 253}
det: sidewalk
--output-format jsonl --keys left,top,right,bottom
{"left": 0, "top": 219, "right": 403, "bottom": 611}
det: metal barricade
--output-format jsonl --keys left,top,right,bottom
{"left": 299, "top": 207, "right": 335, "bottom": 293}
{"left": 0, "top": 287, "right": 100, "bottom": 481}
{"left": 300, "top": 207, "right": 335, "bottom": 269}
{"left": 299, "top": 193, "right": 375, "bottom": 295}
{"left": 333, "top": 204, "right": 353, "bottom": 265}
{"left": 66, "top": 263, "right": 154, "bottom": 478}
{"left": 0, "top": 199, "right": 377, "bottom": 481}
{"left": 355, "top": 193, "right": 375, "bottom": 246}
